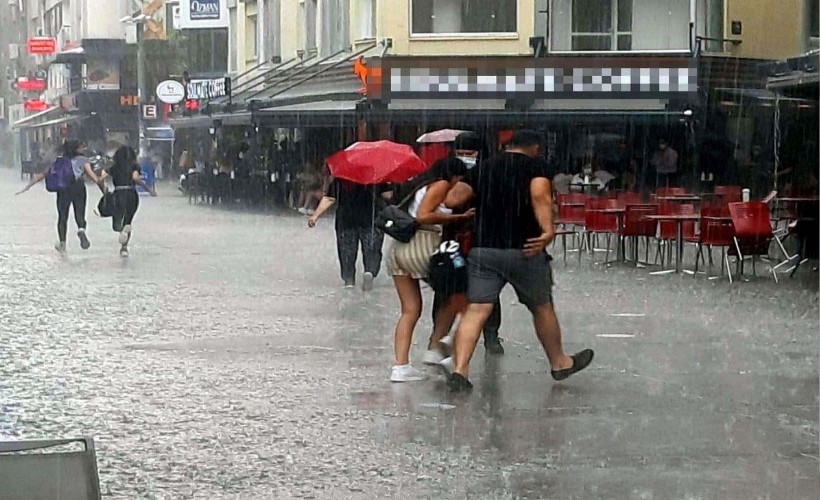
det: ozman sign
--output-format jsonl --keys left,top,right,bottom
{"left": 189, "top": 0, "right": 220, "bottom": 20}
{"left": 186, "top": 78, "right": 231, "bottom": 101}
{"left": 180, "top": 0, "right": 228, "bottom": 29}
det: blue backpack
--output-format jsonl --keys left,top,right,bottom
{"left": 45, "top": 156, "right": 74, "bottom": 193}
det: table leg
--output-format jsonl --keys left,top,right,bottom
{"left": 675, "top": 221, "right": 684, "bottom": 274}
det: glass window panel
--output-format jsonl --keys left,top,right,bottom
{"left": 617, "top": 0, "right": 632, "bottom": 32}
{"left": 572, "top": 35, "right": 612, "bottom": 50}
{"left": 412, "top": 0, "right": 517, "bottom": 34}
{"left": 617, "top": 34, "right": 632, "bottom": 50}
{"left": 573, "top": 0, "right": 612, "bottom": 33}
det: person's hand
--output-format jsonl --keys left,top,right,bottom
{"left": 456, "top": 208, "right": 476, "bottom": 220}
{"left": 523, "top": 231, "right": 555, "bottom": 257}
{"left": 307, "top": 216, "right": 318, "bottom": 228}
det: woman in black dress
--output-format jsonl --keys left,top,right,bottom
{"left": 99, "top": 146, "right": 156, "bottom": 257}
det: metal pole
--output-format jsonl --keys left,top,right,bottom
{"left": 137, "top": 20, "right": 147, "bottom": 158}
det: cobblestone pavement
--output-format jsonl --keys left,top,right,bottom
{"left": 1, "top": 169, "right": 817, "bottom": 499}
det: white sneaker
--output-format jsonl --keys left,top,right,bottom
{"left": 298, "top": 207, "right": 308, "bottom": 215}
{"left": 362, "top": 272, "right": 374, "bottom": 292}
{"left": 390, "top": 364, "right": 427, "bottom": 382}
{"left": 438, "top": 357, "right": 455, "bottom": 375}
{"left": 306, "top": 209, "right": 315, "bottom": 215}
{"left": 118, "top": 225, "right": 132, "bottom": 245}
{"left": 422, "top": 349, "right": 445, "bottom": 365}
{"left": 440, "top": 335, "right": 454, "bottom": 348}
{"left": 55, "top": 241, "right": 66, "bottom": 254}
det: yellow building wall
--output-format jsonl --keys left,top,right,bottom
{"left": 280, "top": 0, "right": 302, "bottom": 60}
{"left": 232, "top": 2, "right": 248, "bottom": 73}
{"left": 378, "top": 0, "right": 536, "bottom": 56}
{"left": 726, "top": 0, "right": 805, "bottom": 59}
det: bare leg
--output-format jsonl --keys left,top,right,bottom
{"left": 529, "top": 302, "right": 573, "bottom": 371}
{"left": 428, "top": 293, "right": 466, "bottom": 350}
{"left": 392, "top": 275, "right": 422, "bottom": 365}
{"left": 453, "top": 303, "right": 494, "bottom": 377}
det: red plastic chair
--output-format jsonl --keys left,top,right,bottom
{"left": 688, "top": 201, "right": 736, "bottom": 281}
{"left": 555, "top": 193, "right": 587, "bottom": 264}
{"left": 714, "top": 185, "right": 743, "bottom": 203}
{"left": 585, "top": 197, "right": 620, "bottom": 261}
{"left": 728, "top": 201, "right": 774, "bottom": 278}
{"left": 617, "top": 192, "right": 642, "bottom": 207}
{"left": 619, "top": 204, "right": 658, "bottom": 263}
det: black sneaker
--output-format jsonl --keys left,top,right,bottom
{"left": 484, "top": 338, "right": 505, "bottom": 356}
{"left": 78, "top": 230, "right": 90, "bottom": 250}
{"left": 551, "top": 349, "right": 595, "bottom": 381}
{"left": 447, "top": 373, "right": 473, "bottom": 392}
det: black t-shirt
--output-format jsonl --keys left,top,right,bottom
{"left": 464, "top": 152, "right": 555, "bottom": 250}
{"left": 109, "top": 162, "right": 140, "bottom": 187}
{"left": 327, "top": 178, "right": 390, "bottom": 229}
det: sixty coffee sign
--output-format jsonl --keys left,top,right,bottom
{"left": 185, "top": 78, "right": 231, "bottom": 101}
{"left": 179, "top": 0, "right": 229, "bottom": 29}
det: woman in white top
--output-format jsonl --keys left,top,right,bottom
{"left": 387, "top": 158, "right": 474, "bottom": 382}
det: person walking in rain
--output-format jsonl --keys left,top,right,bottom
{"left": 16, "top": 140, "right": 104, "bottom": 253}
{"left": 442, "top": 130, "right": 594, "bottom": 391}
{"left": 434, "top": 131, "right": 506, "bottom": 356}
{"left": 308, "top": 176, "right": 393, "bottom": 290}
{"left": 98, "top": 145, "right": 157, "bottom": 257}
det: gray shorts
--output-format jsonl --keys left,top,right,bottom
{"left": 467, "top": 247, "right": 553, "bottom": 307}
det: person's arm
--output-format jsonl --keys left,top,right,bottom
{"left": 444, "top": 181, "right": 474, "bottom": 209}
{"left": 132, "top": 169, "right": 157, "bottom": 196}
{"left": 83, "top": 162, "right": 105, "bottom": 193}
{"left": 307, "top": 196, "right": 336, "bottom": 227}
{"left": 416, "top": 180, "right": 474, "bottom": 226}
{"left": 15, "top": 170, "right": 47, "bottom": 195}
{"left": 524, "top": 177, "right": 556, "bottom": 257}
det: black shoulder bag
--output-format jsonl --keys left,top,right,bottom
{"left": 375, "top": 185, "right": 425, "bottom": 243}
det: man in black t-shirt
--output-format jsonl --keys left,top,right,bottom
{"left": 443, "top": 130, "right": 594, "bottom": 391}
{"left": 308, "top": 177, "right": 392, "bottom": 290}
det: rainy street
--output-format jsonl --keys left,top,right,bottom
{"left": 0, "top": 169, "right": 816, "bottom": 499}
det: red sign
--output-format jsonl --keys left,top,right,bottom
{"left": 27, "top": 37, "right": 57, "bottom": 55}
{"left": 184, "top": 99, "right": 199, "bottom": 112}
{"left": 24, "top": 99, "right": 49, "bottom": 112}
{"left": 16, "top": 78, "right": 47, "bottom": 92}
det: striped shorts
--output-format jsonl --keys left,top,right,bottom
{"left": 387, "top": 229, "right": 442, "bottom": 279}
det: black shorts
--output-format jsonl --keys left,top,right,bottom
{"left": 467, "top": 247, "right": 553, "bottom": 307}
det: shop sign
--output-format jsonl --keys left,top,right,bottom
{"left": 119, "top": 95, "right": 139, "bottom": 107}
{"left": 179, "top": 0, "right": 228, "bottom": 29}
{"left": 24, "top": 99, "right": 49, "bottom": 112}
{"left": 372, "top": 57, "right": 697, "bottom": 101}
{"left": 156, "top": 80, "right": 186, "bottom": 104}
{"left": 27, "top": 37, "right": 57, "bottom": 55}
{"left": 142, "top": 104, "right": 158, "bottom": 120}
{"left": 15, "top": 78, "right": 47, "bottom": 92}
{"left": 86, "top": 59, "right": 120, "bottom": 91}
{"left": 185, "top": 77, "right": 230, "bottom": 100}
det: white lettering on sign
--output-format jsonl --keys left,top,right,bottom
{"left": 185, "top": 78, "right": 229, "bottom": 100}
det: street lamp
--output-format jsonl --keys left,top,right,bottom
{"left": 120, "top": 13, "right": 150, "bottom": 158}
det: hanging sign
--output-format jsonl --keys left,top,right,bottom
{"left": 24, "top": 99, "right": 49, "bottom": 112}
{"left": 156, "top": 80, "right": 186, "bottom": 104}
{"left": 27, "top": 37, "right": 57, "bottom": 55}
{"left": 185, "top": 77, "right": 230, "bottom": 100}
{"left": 179, "top": 0, "right": 229, "bottom": 29}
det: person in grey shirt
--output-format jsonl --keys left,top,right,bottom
{"left": 17, "top": 140, "right": 104, "bottom": 253}
{"left": 651, "top": 138, "right": 679, "bottom": 188}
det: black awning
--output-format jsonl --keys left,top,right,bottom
{"left": 170, "top": 115, "right": 214, "bottom": 130}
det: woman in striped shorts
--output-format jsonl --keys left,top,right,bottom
{"left": 387, "top": 158, "right": 474, "bottom": 382}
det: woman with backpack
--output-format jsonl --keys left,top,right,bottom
{"left": 16, "top": 140, "right": 104, "bottom": 253}
{"left": 97, "top": 146, "right": 157, "bottom": 257}
{"left": 386, "top": 157, "right": 474, "bottom": 382}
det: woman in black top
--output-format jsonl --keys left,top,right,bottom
{"left": 99, "top": 146, "right": 156, "bottom": 257}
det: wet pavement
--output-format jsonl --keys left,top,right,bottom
{"left": 0, "top": 168, "right": 817, "bottom": 499}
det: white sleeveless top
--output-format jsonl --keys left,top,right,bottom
{"left": 408, "top": 185, "right": 452, "bottom": 227}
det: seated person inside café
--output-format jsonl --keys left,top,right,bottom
{"left": 570, "top": 161, "right": 616, "bottom": 192}
{"left": 297, "top": 160, "right": 328, "bottom": 215}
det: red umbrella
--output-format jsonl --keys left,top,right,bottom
{"left": 326, "top": 141, "right": 428, "bottom": 185}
